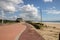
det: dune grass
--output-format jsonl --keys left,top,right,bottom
{"left": 25, "top": 21, "right": 45, "bottom": 29}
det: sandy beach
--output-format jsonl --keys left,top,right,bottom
{"left": 36, "top": 22, "right": 60, "bottom": 40}
{"left": 43, "top": 22, "right": 60, "bottom": 28}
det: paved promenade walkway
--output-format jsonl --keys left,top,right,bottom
{"left": 0, "top": 23, "right": 26, "bottom": 40}
{"left": 19, "top": 23, "right": 45, "bottom": 40}
{"left": 0, "top": 22, "right": 45, "bottom": 40}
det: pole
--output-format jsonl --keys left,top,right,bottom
{"left": 40, "top": 9, "right": 42, "bottom": 23}
{"left": 2, "top": 10, "right": 4, "bottom": 24}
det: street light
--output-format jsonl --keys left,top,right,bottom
{"left": 1, "top": 10, "right": 4, "bottom": 24}
{"left": 40, "top": 9, "right": 42, "bottom": 23}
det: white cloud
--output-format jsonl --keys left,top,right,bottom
{"left": 43, "top": 9, "right": 60, "bottom": 14}
{"left": 19, "top": 4, "right": 41, "bottom": 22}
{"left": 0, "top": 0, "right": 23, "bottom": 13}
{"left": 8, "top": 15, "right": 17, "bottom": 20}
{"left": 4, "top": 15, "right": 17, "bottom": 20}
{"left": 42, "top": 7, "right": 60, "bottom": 14}
{"left": 43, "top": 0, "right": 53, "bottom": 2}
{"left": 0, "top": 0, "right": 41, "bottom": 22}
{"left": 49, "top": 6, "right": 56, "bottom": 9}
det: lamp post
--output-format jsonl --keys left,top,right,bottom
{"left": 40, "top": 9, "right": 42, "bottom": 23}
{"left": 2, "top": 10, "right": 4, "bottom": 24}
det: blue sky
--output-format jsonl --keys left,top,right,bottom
{"left": 0, "top": 0, "right": 60, "bottom": 21}
{"left": 23, "top": 0, "right": 60, "bottom": 21}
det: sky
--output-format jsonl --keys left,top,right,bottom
{"left": 0, "top": 0, "right": 60, "bottom": 21}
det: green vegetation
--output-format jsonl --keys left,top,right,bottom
{"left": 0, "top": 18, "right": 45, "bottom": 29}
{"left": 26, "top": 21, "right": 45, "bottom": 29}
{"left": 0, "top": 19, "right": 16, "bottom": 24}
{"left": 16, "top": 18, "right": 23, "bottom": 22}
{"left": 0, "top": 18, "right": 23, "bottom": 24}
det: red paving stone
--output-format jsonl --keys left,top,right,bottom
{"left": 0, "top": 23, "right": 26, "bottom": 40}
{"left": 0, "top": 23, "right": 45, "bottom": 40}
{"left": 19, "top": 23, "right": 45, "bottom": 40}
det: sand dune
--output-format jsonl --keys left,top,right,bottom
{"left": 36, "top": 22, "right": 60, "bottom": 40}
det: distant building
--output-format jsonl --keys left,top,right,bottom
{"left": 16, "top": 18, "right": 23, "bottom": 22}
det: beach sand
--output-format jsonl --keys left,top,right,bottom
{"left": 36, "top": 22, "right": 60, "bottom": 40}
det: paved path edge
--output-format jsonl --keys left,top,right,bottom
{"left": 15, "top": 23, "right": 27, "bottom": 40}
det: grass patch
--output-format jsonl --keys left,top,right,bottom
{"left": 26, "top": 21, "right": 45, "bottom": 29}
{"left": 0, "top": 19, "right": 17, "bottom": 24}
